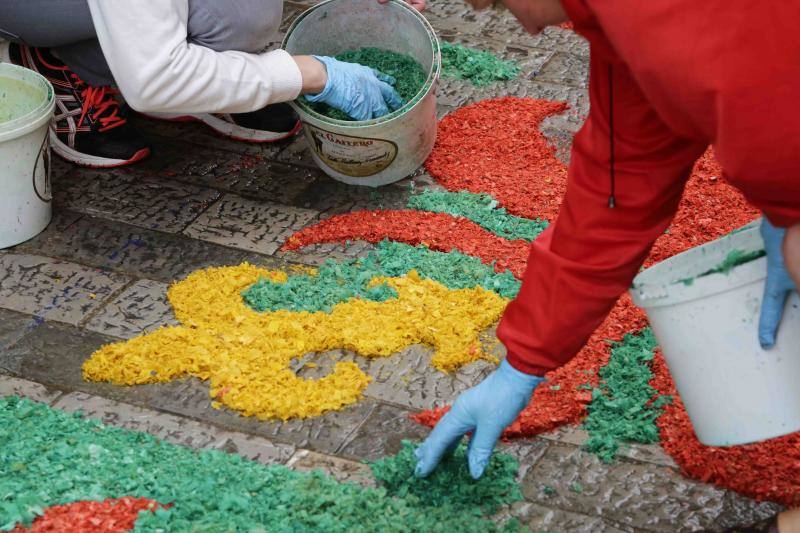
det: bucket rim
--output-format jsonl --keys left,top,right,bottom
{"left": 630, "top": 222, "right": 768, "bottom": 309}
{"left": 282, "top": 0, "right": 441, "bottom": 128}
{"left": 0, "top": 63, "right": 55, "bottom": 143}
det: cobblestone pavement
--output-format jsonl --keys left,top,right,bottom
{"left": 0, "top": 2, "right": 783, "bottom": 531}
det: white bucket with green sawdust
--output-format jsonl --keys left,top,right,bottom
{"left": 282, "top": 0, "right": 440, "bottom": 186}
{"left": 630, "top": 222, "right": 800, "bottom": 446}
{"left": 0, "top": 63, "right": 55, "bottom": 248}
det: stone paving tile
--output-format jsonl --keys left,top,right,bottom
{"left": 135, "top": 137, "right": 320, "bottom": 205}
{"left": 712, "top": 492, "right": 783, "bottom": 529}
{"left": 84, "top": 279, "right": 178, "bottom": 339}
{"left": 291, "top": 346, "right": 495, "bottom": 411}
{"left": 2, "top": 322, "right": 376, "bottom": 455}
{"left": 286, "top": 449, "right": 376, "bottom": 487}
{"left": 338, "top": 403, "right": 430, "bottom": 461}
{"left": 55, "top": 168, "right": 222, "bottom": 233}
{"left": 17, "top": 212, "right": 286, "bottom": 284}
{"left": 437, "top": 67, "right": 587, "bottom": 111}
{"left": 52, "top": 391, "right": 295, "bottom": 465}
{"left": 496, "top": 438, "right": 551, "bottom": 482}
{"left": 0, "top": 374, "right": 63, "bottom": 405}
{"left": 0, "top": 253, "right": 129, "bottom": 326}
{"left": 281, "top": 241, "right": 376, "bottom": 268}
{"left": 424, "top": 1, "right": 589, "bottom": 57}
{"left": 184, "top": 193, "right": 320, "bottom": 255}
{"left": 540, "top": 425, "right": 678, "bottom": 468}
{"left": 0, "top": 321, "right": 112, "bottom": 381}
{"left": 0, "top": 308, "right": 38, "bottom": 351}
{"left": 293, "top": 176, "right": 416, "bottom": 216}
{"left": 521, "top": 443, "right": 726, "bottom": 531}
{"left": 508, "top": 501, "right": 632, "bottom": 533}
{"left": 535, "top": 51, "right": 590, "bottom": 89}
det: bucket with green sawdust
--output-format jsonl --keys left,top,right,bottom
{"left": 282, "top": 0, "right": 440, "bottom": 186}
{"left": 0, "top": 63, "right": 54, "bottom": 248}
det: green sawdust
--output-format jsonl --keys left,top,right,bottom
{"left": 680, "top": 249, "right": 766, "bottom": 286}
{"left": 700, "top": 249, "right": 766, "bottom": 277}
{"left": 440, "top": 42, "right": 520, "bottom": 86}
{"left": 582, "top": 329, "right": 672, "bottom": 463}
{"left": 407, "top": 190, "right": 548, "bottom": 242}
{"left": 0, "top": 397, "right": 526, "bottom": 532}
{"left": 242, "top": 240, "right": 520, "bottom": 313}
{"left": 370, "top": 440, "right": 523, "bottom": 517}
{"left": 305, "top": 48, "right": 426, "bottom": 121}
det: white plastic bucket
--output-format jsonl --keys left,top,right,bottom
{"left": 630, "top": 222, "right": 800, "bottom": 446}
{"left": 282, "top": 0, "right": 440, "bottom": 186}
{"left": 0, "top": 63, "right": 55, "bottom": 248}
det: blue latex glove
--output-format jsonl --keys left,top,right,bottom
{"left": 758, "top": 217, "right": 797, "bottom": 349}
{"left": 305, "top": 56, "right": 404, "bottom": 121}
{"left": 414, "top": 359, "right": 545, "bottom": 479}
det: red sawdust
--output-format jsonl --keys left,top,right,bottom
{"left": 425, "top": 97, "right": 569, "bottom": 221}
{"left": 12, "top": 497, "right": 160, "bottom": 533}
{"left": 646, "top": 150, "right": 759, "bottom": 267}
{"left": 651, "top": 354, "right": 800, "bottom": 506}
{"left": 282, "top": 210, "right": 530, "bottom": 278}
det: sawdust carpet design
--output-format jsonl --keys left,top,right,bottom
{"left": 2, "top": 397, "right": 525, "bottom": 531}
{"left": 83, "top": 252, "right": 508, "bottom": 420}
{"left": 285, "top": 97, "right": 799, "bottom": 505}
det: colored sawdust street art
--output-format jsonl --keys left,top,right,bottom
{"left": 282, "top": 96, "right": 799, "bottom": 506}
{"left": 2, "top": 397, "right": 525, "bottom": 532}
{"left": 13, "top": 37, "right": 795, "bottom": 531}
{"left": 84, "top": 258, "right": 507, "bottom": 419}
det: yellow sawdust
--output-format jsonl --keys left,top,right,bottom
{"left": 83, "top": 264, "right": 508, "bottom": 420}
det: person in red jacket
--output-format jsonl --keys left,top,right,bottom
{"left": 415, "top": 1, "right": 800, "bottom": 530}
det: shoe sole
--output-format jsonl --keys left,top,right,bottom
{"left": 142, "top": 112, "right": 301, "bottom": 143}
{"left": 50, "top": 131, "right": 150, "bottom": 168}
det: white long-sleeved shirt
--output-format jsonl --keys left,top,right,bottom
{"left": 87, "top": 0, "right": 304, "bottom": 113}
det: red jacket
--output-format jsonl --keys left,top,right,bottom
{"left": 499, "top": 1, "right": 800, "bottom": 375}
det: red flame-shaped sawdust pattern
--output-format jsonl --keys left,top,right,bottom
{"left": 11, "top": 497, "right": 161, "bottom": 533}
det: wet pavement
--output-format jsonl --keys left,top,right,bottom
{"left": 0, "top": 1, "right": 783, "bottom": 531}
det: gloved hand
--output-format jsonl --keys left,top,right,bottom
{"left": 758, "top": 217, "right": 797, "bottom": 349}
{"left": 414, "top": 359, "right": 544, "bottom": 479}
{"left": 305, "top": 56, "right": 404, "bottom": 121}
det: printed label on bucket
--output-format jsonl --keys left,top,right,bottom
{"left": 305, "top": 124, "right": 397, "bottom": 178}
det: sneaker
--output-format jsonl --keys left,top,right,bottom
{"left": 144, "top": 103, "right": 301, "bottom": 143}
{"left": 5, "top": 43, "right": 150, "bottom": 168}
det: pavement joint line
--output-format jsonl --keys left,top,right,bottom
{"left": 0, "top": 373, "right": 66, "bottom": 407}
{"left": 175, "top": 189, "right": 225, "bottom": 235}
{"left": 76, "top": 278, "right": 138, "bottom": 330}
{"left": 0, "top": 280, "right": 80, "bottom": 352}
{"left": 333, "top": 402, "right": 379, "bottom": 455}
